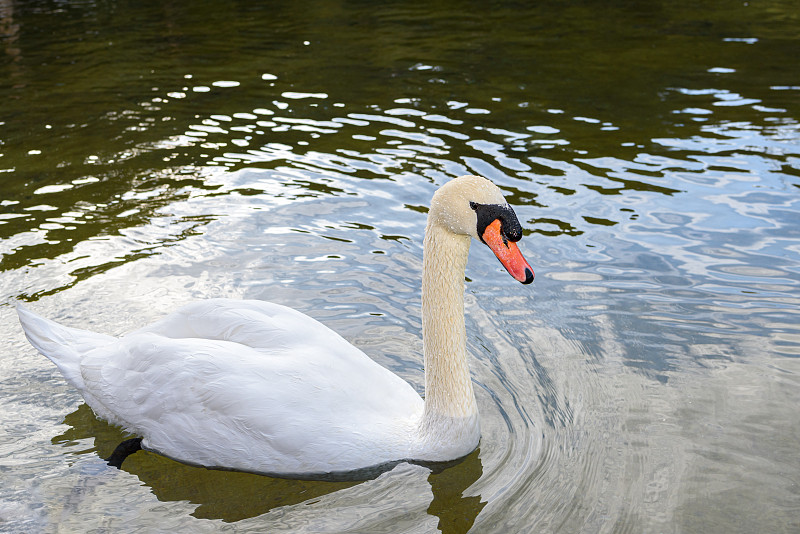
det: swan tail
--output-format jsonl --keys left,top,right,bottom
{"left": 16, "top": 303, "right": 116, "bottom": 391}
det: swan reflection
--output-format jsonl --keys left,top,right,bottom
{"left": 54, "top": 404, "right": 485, "bottom": 532}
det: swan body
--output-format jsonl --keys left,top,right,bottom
{"left": 17, "top": 175, "right": 533, "bottom": 477}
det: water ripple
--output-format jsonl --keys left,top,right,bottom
{"left": 2, "top": 1, "right": 800, "bottom": 532}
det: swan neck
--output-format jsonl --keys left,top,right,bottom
{"left": 421, "top": 222, "right": 477, "bottom": 420}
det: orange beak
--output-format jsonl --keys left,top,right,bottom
{"left": 482, "top": 219, "right": 534, "bottom": 284}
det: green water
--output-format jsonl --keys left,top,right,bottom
{"left": 1, "top": 1, "right": 799, "bottom": 532}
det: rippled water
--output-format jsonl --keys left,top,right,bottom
{"left": 1, "top": 1, "right": 799, "bottom": 532}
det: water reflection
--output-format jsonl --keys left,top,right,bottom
{"left": 2, "top": 1, "right": 799, "bottom": 532}
{"left": 0, "top": 0, "right": 22, "bottom": 87}
{"left": 54, "top": 404, "right": 486, "bottom": 531}
{"left": 427, "top": 450, "right": 486, "bottom": 534}
{"left": 54, "top": 404, "right": 363, "bottom": 521}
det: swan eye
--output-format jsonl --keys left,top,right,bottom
{"left": 469, "top": 201, "right": 523, "bottom": 243}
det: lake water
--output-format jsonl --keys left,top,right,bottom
{"left": 1, "top": 1, "right": 799, "bottom": 532}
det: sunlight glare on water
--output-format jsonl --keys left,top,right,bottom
{"left": 1, "top": 1, "right": 799, "bottom": 533}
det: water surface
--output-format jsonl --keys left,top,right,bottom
{"left": 1, "top": 1, "right": 799, "bottom": 532}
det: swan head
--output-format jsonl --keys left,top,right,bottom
{"left": 430, "top": 175, "right": 534, "bottom": 284}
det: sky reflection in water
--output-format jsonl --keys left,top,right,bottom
{"left": 0, "top": 1, "right": 799, "bottom": 533}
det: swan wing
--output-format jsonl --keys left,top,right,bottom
{"left": 78, "top": 299, "right": 423, "bottom": 474}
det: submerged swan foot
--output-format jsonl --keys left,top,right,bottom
{"left": 106, "top": 437, "right": 143, "bottom": 468}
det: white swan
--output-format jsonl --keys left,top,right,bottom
{"left": 17, "top": 175, "right": 533, "bottom": 477}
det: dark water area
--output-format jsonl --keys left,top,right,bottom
{"left": 1, "top": 1, "right": 799, "bottom": 532}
